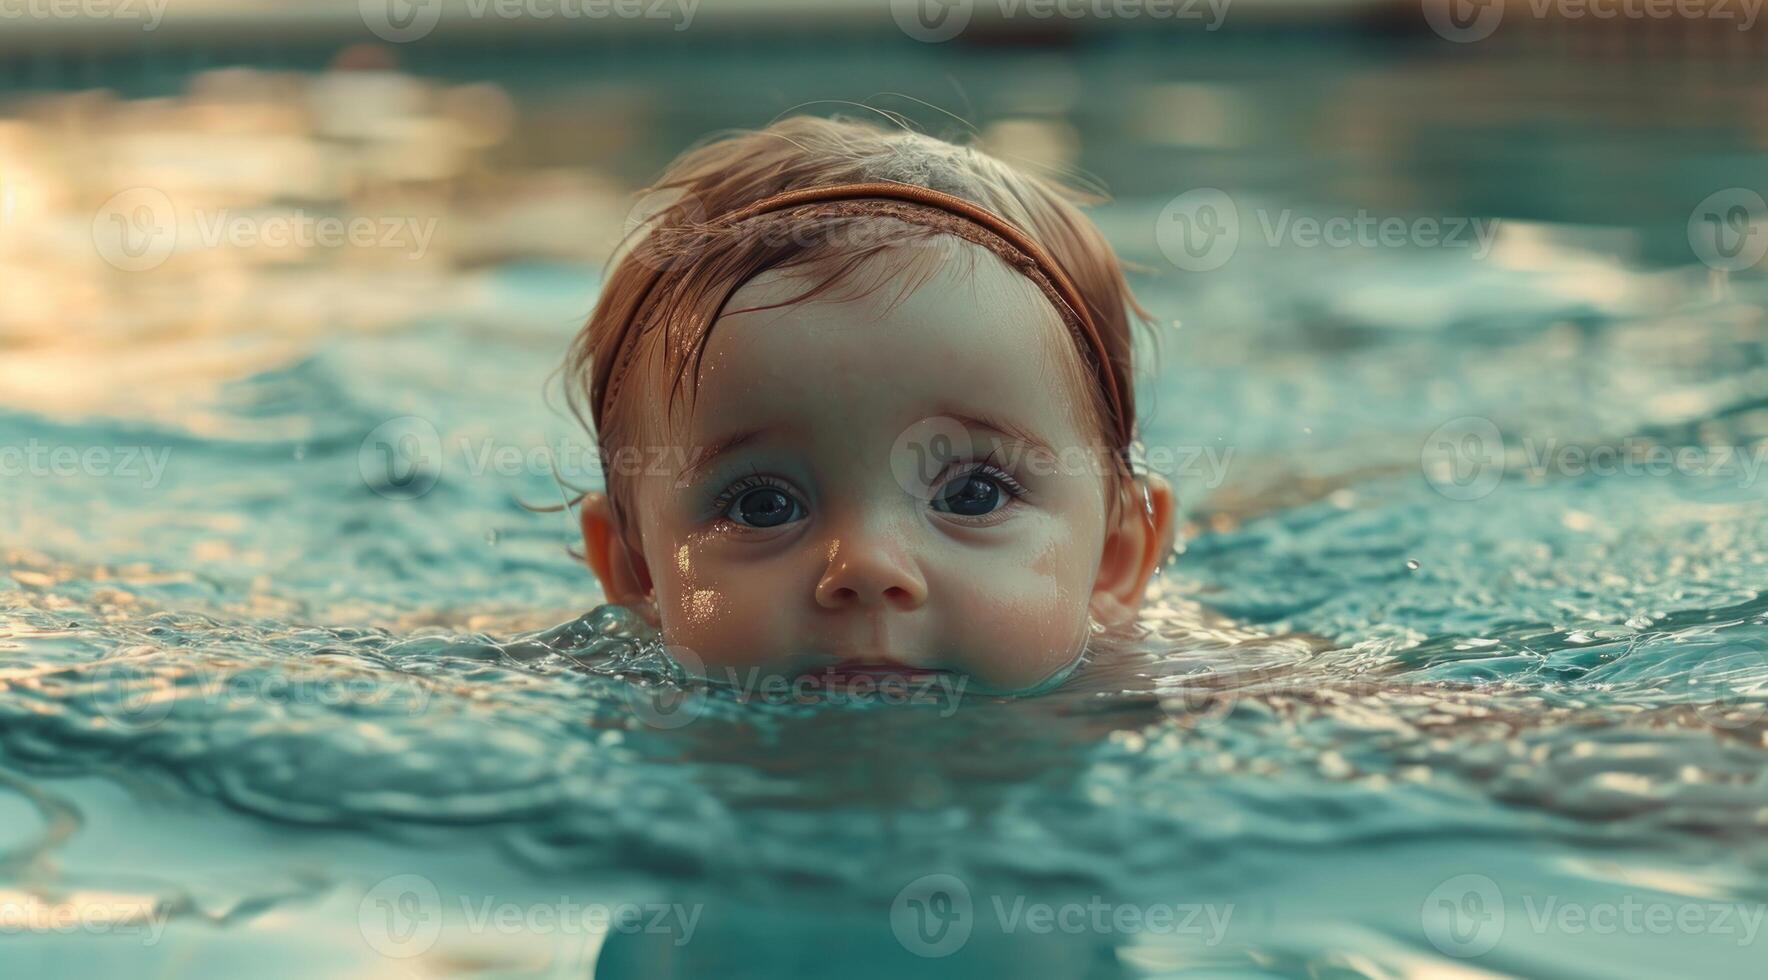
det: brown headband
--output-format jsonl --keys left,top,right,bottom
{"left": 592, "top": 180, "right": 1132, "bottom": 456}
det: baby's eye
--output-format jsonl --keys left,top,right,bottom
{"left": 725, "top": 484, "right": 804, "bottom": 528}
{"left": 930, "top": 466, "right": 1024, "bottom": 518}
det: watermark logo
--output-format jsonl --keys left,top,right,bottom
{"left": 0, "top": 440, "right": 172, "bottom": 489}
{"left": 362, "top": 0, "right": 698, "bottom": 42}
{"left": 81, "top": 658, "right": 436, "bottom": 731}
{"left": 92, "top": 187, "right": 177, "bottom": 272}
{"left": 721, "top": 665, "right": 969, "bottom": 717}
{"left": 1157, "top": 190, "right": 1500, "bottom": 273}
{"left": 1422, "top": 0, "right": 1505, "bottom": 42}
{"left": 92, "top": 189, "right": 440, "bottom": 272}
{"left": 85, "top": 659, "right": 177, "bottom": 731}
{"left": 356, "top": 424, "right": 711, "bottom": 500}
{"left": 1422, "top": 418, "right": 1768, "bottom": 503}
{"left": 1422, "top": 873, "right": 1766, "bottom": 957}
{"left": 1426, "top": 0, "right": 1763, "bottom": 43}
{"left": 891, "top": 874, "right": 975, "bottom": 957}
{"left": 890, "top": 416, "right": 976, "bottom": 501}
{"left": 617, "top": 658, "right": 972, "bottom": 728}
{"left": 890, "top": 417, "right": 1235, "bottom": 497}
{"left": 890, "top": 874, "right": 1234, "bottom": 956}
{"left": 359, "top": 874, "right": 445, "bottom": 958}
{"left": 1422, "top": 874, "right": 1506, "bottom": 957}
{"left": 1693, "top": 640, "right": 1768, "bottom": 730}
{"left": 1157, "top": 188, "right": 1240, "bottom": 273}
{"left": 0, "top": 890, "right": 171, "bottom": 945}
{"left": 1156, "top": 663, "right": 1241, "bottom": 729}
{"left": 622, "top": 644, "right": 711, "bottom": 729}
{"left": 359, "top": 416, "right": 444, "bottom": 501}
{"left": 620, "top": 187, "right": 709, "bottom": 273}
{"left": 0, "top": 0, "right": 168, "bottom": 31}
{"left": 891, "top": 0, "right": 1231, "bottom": 40}
{"left": 360, "top": 0, "right": 445, "bottom": 42}
{"left": 357, "top": 875, "right": 701, "bottom": 959}
{"left": 1421, "top": 416, "right": 1506, "bottom": 502}
{"left": 891, "top": 0, "right": 973, "bottom": 41}
{"left": 1688, "top": 188, "right": 1767, "bottom": 273}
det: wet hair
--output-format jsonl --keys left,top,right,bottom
{"left": 563, "top": 113, "right": 1154, "bottom": 533}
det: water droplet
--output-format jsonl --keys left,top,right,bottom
{"left": 292, "top": 445, "right": 306, "bottom": 461}
{"left": 485, "top": 529, "right": 500, "bottom": 546}
{"left": 1405, "top": 559, "right": 1420, "bottom": 571}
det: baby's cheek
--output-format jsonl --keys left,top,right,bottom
{"left": 937, "top": 548, "right": 1094, "bottom": 692}
{"left": 654, "top": 555, "right": 789, "bottom": 673}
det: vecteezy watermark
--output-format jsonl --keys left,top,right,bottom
{"left": 358, "top": 415, "right": 1235, "bottom": 502}
{"left": 359, "top": 0, "right": 698, "bottom": 43}
{"left": 889, "top": 416, "right": 1234, "bottom": 501}
{"left": 1688, "top": 188, "right": 1768, "bottom": 274}
{"left": 619, "top": 186, "right": 710, "bottom": 273}
{"left": 0, "top": 890, "right": 172, "bottom": 946}
{"left": 890, "top": 0, "right": 1232, "bottom": 43}
{"left": 722, "top": 665, "right": 969, "bottom": 717}
{"left": 621, "top": 644, "right": 713, "bottom": 730}
{"left": 91, "top": 188, "right": 439, "bottom": 272}
{"left": 0, "top": 0, "right": 167, "bottom": 31}
{"left": 1420, "top": 416, "right": 1507, "bottom": 502}
{"left": 355, "top": 417, "right": 738, "bottom": 501}
{"left": 84, "top": 657, "right": 437, "bottom": 732}
{"left": 892, "top": 416, "right": 977, "bottom": 503}
{"left": 1421, "top": 874, "right": 1507, "bottom": 957}
{"left": 619, "top": 645, "right": 973, "bottom": 730}
{"left": 1156, "top": 189, "right": 1501, "bottom": 273}
{"left": 1424, "top": 0, "right": 1762, "bottom": 43}
{"left": 357, "top": 874, "right": 701, "bottom": 959}
{"left": 1157, "top": 638, "right": 1767, "bottom": 733}
{"left": 1420, "top": 416, "right": 1768, "bottom": 502}
{"left": 890, "top": 873, "right": 1234, "bottom": 958}
{"left": 359, "top": 416, "right": 445, "bottom": 500}
{"left": 1692, "top": 639, "right": 1768, "bottom": 729}
{"left": 1422, "top": 873, "right": 1766, "bottom": 959}
{"left": 0, "top": 440, "right": 171, "bottom": 489}
{"left": 619, "top": 188, "right": 1003, "bottom": 273}
{"left": 1155, "top": 661, "right": 1253, "bottom": 730}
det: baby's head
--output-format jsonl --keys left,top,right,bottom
{"left": 566, "top": 115, "right": 1174, "bottom": 695}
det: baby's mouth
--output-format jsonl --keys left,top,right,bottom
{"left": 794, "top": 657, "right": 955, "bottom": 688}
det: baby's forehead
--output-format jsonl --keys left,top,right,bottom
{"left": 725, "top": 232, "right": 1049, "bottom": 315}
{"left": 669, "top": 240, "right": 1092, "bottom": 445}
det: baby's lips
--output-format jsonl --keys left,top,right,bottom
{"left": 823, "top": 661, "right": 953, "bottom": 679}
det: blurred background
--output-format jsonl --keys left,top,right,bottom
{"left": 4, "top": 0, "right": 1766, "bottom": 601}
{"left": 4, "top": 0, "right": 1765, "bottom": 524}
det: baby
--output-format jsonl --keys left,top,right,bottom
{"left": 565, "top": 115, "right": 1175, "bottom": 697}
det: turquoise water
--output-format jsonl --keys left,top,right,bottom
{"left": 5, "top": 63, "right": 1768, "bottom": 979}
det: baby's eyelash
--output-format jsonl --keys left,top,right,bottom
{"left": 941, "top": 450, "right": 1030, "bottom": 498}
{"left": 708, "top": 470, "right": 793, "bottom": 514}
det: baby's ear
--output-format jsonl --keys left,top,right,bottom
{"left": 1090, "top": 474, "right": 1178, "bottom": 627}
{"left": 579, "top": 492, "right": 657, "bottom": 624}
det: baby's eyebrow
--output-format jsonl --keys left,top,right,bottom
{"left": 947, "top": 412, "right": 1057, "bottom": 459}
{"left": 675, "top": 428, "right": 770, "bottom": 486}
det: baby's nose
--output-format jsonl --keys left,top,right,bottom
{"left": 813, "top": 536, "right": 927, "bottom": 611}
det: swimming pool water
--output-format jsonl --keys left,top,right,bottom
{"left": 4, "top": 65, "right": 1768, "bottom": 980}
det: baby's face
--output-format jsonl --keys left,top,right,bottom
{"left": 619, "top": 240, "right": 1119, "bottom": 694}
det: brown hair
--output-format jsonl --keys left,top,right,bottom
{"left": 563, "top": 114, "right": 1154, "bottom": 532}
